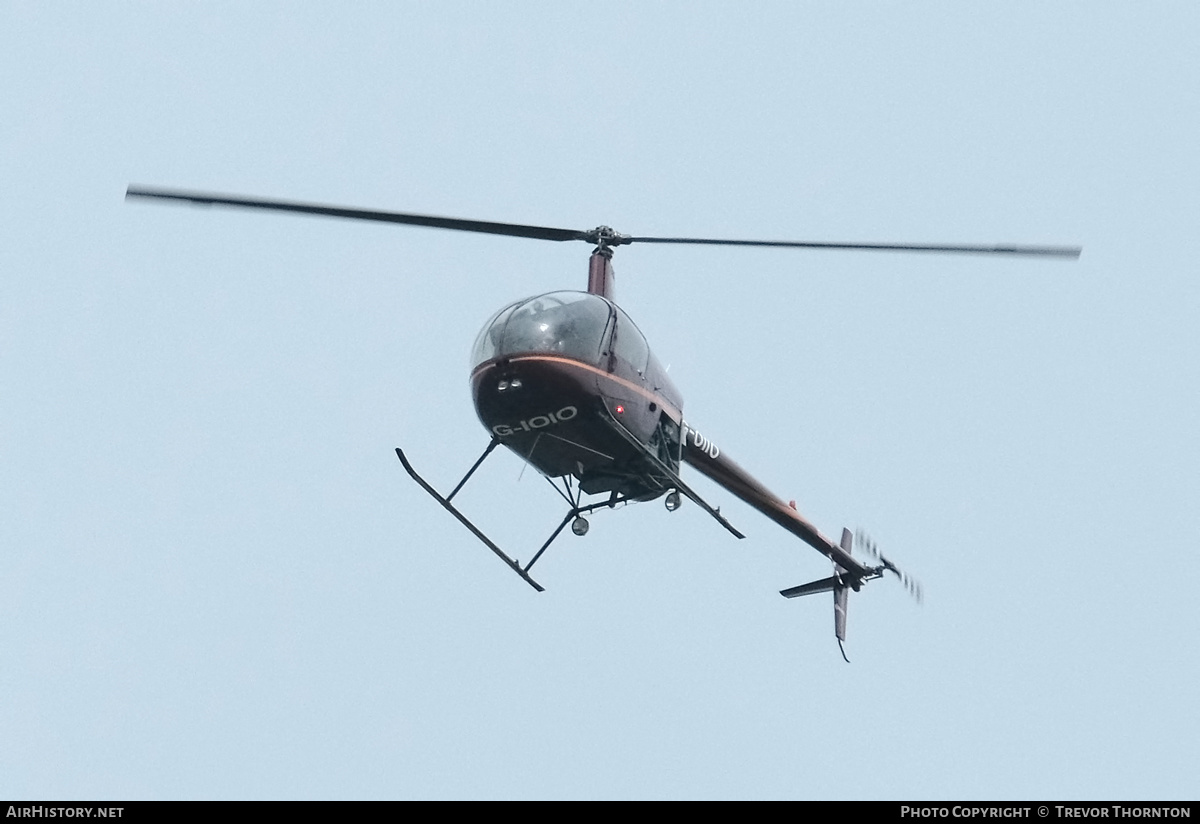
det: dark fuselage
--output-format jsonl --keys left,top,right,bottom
{"left": 470, "top": 290, "right": 683, "bottom": 500}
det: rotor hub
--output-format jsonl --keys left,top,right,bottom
{"left": 582, "top": 225, "right": 631, "bottom": 251}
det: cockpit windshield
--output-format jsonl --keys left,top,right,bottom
{"left": 471, "top": 291, "right": 613, "bottom": 368}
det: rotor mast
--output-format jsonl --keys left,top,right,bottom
{"left": 584, "top": 226, "right": 629, "bottom": 301}
{"left": 587, "top": 246, "right": 614, "bottom": 299}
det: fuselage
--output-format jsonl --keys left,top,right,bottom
{"left": 470, "top": 290, "right": 683, "bottom": 499}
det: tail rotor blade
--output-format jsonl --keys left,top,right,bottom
{"left": 854, "top": 528, "right": 923, "bottom": 605}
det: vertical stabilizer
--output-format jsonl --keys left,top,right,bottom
{"left": 834, "top": 528, "right": 852, "bottom": 646}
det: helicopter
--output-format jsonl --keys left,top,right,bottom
{"left": 126, "top": 184, "right": 1080, "bottom": 660}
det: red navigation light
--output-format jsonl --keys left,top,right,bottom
{"left": 615, "top": 405, "right": 624, "bottom": 414}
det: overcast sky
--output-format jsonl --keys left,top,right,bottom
{"left": 2, "top": 2, "right": 1197, "bottom": 800}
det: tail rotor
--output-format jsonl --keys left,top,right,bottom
{"left": 854, "top": 528, "right": 923, "bottom": 604}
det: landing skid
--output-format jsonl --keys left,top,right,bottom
{"left": 599, "top": 407, "right": 745, "bottom": 540}
{"left": 396, "top": 443, "right": 544, "bottom": 592}
{"left": 395, "top": 440, "right": 647, "bottom": 592}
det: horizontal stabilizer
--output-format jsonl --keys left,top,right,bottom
{"left": 780, "top": 575, "right": 841, "bottom": 599}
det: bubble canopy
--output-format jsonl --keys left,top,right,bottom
{"left": 472, "top": 290, "right": 619, "bottom": 368}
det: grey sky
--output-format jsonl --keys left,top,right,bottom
{"left": 2, "top": 2, "right": 1197, "bottom": 799}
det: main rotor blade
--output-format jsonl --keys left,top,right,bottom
{"left": 125, "top": 185, "right": 589, "bottom": 243}
{"left": 626, "top": 236, "right": 1081, "bottom": 258}
{"left": 127, "top": 185, "right": 1080, "bottom": 257}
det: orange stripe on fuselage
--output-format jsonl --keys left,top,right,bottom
{"left": 472, "top": 355, "right": 683, "bottom": 424}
